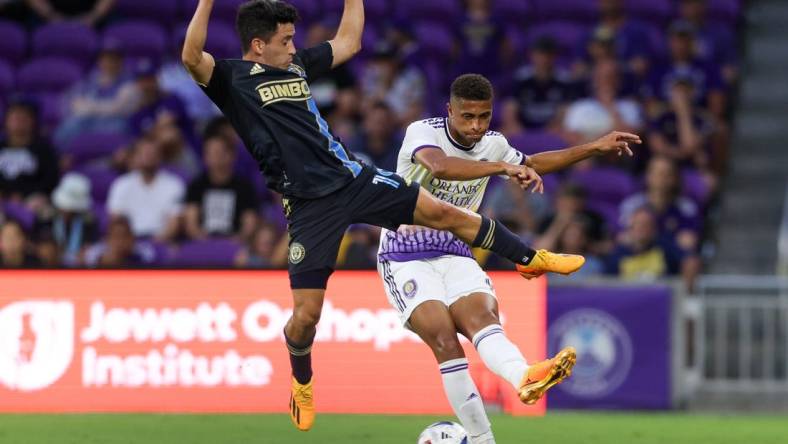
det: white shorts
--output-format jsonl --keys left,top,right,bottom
{"left": 377, "top": 255, "right": 496, "bottom": 327}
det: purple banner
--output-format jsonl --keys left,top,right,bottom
{"left": 547, "top": 285, "right": 672, "bottom": 410}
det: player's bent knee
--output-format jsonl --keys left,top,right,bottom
{"left": 292, "top": 307, "right": 322, "bottom": 329}
{"left": 428, "top": 201, "right": 457, "bottom": 231}
{"left": 429, "top": 332, "right": 464, "bottom": 361}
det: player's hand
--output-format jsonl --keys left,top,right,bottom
{"left": 504, "top": 164, "right": 544, "bottom": 194}
{"left": 593, "top": 131, "right": 642, "bottom": 157}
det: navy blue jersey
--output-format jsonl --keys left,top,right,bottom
{"left": 200, "top": 42, "right": 362, "bottom": 199}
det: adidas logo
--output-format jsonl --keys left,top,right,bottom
{"left": 466, "top": 392, "right": 479, "bottom": 401}
{"left": 250, "top": 63, "right": 265, "bottom": 75}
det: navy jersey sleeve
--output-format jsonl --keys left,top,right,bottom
{"left": 200, "top": 60, "right": 233, "bottom": 108}
{"left": 295, "top": 41, "right": 334, "bottom": 80}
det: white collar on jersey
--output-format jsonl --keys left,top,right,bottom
{"left": 443, "top": 118, "right": 476, "bottom": 152}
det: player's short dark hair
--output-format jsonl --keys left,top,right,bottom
{"left": 236, "top": 0, "right": 300, "bottom": 53}
{"left": 450, "top": 74, "right": 494, "bottom": 102}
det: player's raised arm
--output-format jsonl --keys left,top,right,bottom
{"left": 415, "top": 148, "right": 543, "bottom": 193}
{"left": 328, "top": 0, "right": 364, "bottom": 67}
{"left": 182, "top": 0, "right": 216, "bottom": 86}
{"left": 525, "top": 131, "right": 642, "bottom": 175}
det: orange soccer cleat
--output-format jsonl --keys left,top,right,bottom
{"left": 518, "top": 346, "right": 577, "bottom": 405}
{"left": 516, "top": 250, "right": 585, "bottom": 279}
{"left": 289, "top": 377, "right": 315, "bottom": 431}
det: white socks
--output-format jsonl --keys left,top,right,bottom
{"left": 439, "top": 358, "right": 495, "bottom": 444}
{"left": 437, "top": 326, "right": 527, "bottom": 444}
{"left": 472, "top": 324, "right": 529, "bottom": 389}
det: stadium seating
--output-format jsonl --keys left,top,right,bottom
{"left": 396, "top": 0, "right": 461, "bottom": 23}
{"left": 0, "top": 59, "right": 14, "bottom": 96}
{"left": 103, "top": 21, "right": 168, "bottom": 62}
{"left": 532, "top": 0, "right": 598, "bottom": 23}
{"left": 626, "top": 0, "right": 673, "bottom": 25}
{"left": 2, "top": 202, "right": 35, "bottom": 232}
{"left": 170, "top": 239, "right": 243, "bottom": 267}
{"left": 493, "top": 0, "right": 534, "bottom": 27}
{"left": 0, "top": 20, "right": 28, "bottom": 66}
{"left": 568, "top": 167, "right": 639, "bottom": 207}
{"left": 172, "top": 21, "right": 240, "bottom": 61}
{"left": 32, "top": 23, "right": 99, "bottom": 69}
{"left": 114, "top": 0, "right": 179, "bottom": 25}
{"left": 75, "top": 165, "right": 122, "bottom": 205}
{"left": 64, "top": 132, "right": 132, "bottom": 167}
{"left": 507, "top": 132, "right": 569, "bottom": 157}
{"left": 17, "top": 57, "right": 82, "bottom": 93}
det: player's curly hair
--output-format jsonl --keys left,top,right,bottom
{"left": 450, "top": 74, "right": 494, "bottom": 101}
{"left": 237, "top": 0, "right": 300, "bottom": 52}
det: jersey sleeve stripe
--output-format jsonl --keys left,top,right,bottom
{"left": 411, "top": 145, "right": 441, "bottom": 163}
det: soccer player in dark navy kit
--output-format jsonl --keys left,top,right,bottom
{"left": 182, "top": 0, "right": 623, "bottom": 431}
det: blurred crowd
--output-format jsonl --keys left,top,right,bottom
{"left": 0, "top": 0, "right": 740, "bottom": 286}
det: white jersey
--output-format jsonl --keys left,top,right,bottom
{"left": 378, "top": 117, "right": 527, "bottom": 262}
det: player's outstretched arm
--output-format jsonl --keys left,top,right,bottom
{"left": 526, "top": 131, "right": 642, "bottom": 175}
{"left": 329, "top": 0, "right": 364, "bottom": 67}
{"left": 415, "top": 147, "right": 543, "bottom": 193}
{"left": 182, "top": 0, "right": 216, "bottom": 86}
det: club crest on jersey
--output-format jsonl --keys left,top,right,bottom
{"left": 256, "top": 78, "right": 312, "bottom": 107}
{"left": 402, "top": 279, "right": 418, "bottom": 299}
{"left": 287, "top": 63, "right": 306, "bottom": 77}
{"left": 289, "top": 242, "right": 306, "bottom": 264}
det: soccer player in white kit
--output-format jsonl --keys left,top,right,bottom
{"left": 377, "top": 74, "right": 640, "bottom": 444}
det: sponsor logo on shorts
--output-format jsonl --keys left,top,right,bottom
{"left": 402, "top": 279, "right": 418, "bottom": 299}
{"left": 289, "top": 243, "right": 306, "bottom": 265}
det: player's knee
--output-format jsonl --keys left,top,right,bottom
{"left": 292, "top": 306, "right": 322, "bottom": 329}
{"left": 429, "top": 202, "right": 457, "bottom": 231}
{"left": 429, "top": 332, "right": 464, "bottom": 361}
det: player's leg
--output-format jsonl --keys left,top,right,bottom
{"left": 284, "top": 289, "right": 322, "bottom": 431}
{"left": 451, "top": 293, "right": 576, "bottom": 405}
{"left": 346, "top": 167, "right": 582, "bottom": 278}
{"left": 409, "top": 302, "right": 496, "bottom": 444}
{"left": 283, "top": 195, "right": 348, "bottom": 431}
{"left": 411, "top": 187, "right": 585, "bottom": 276}
{"left": 377, "top": 258, "right": 495, "bottom": 444}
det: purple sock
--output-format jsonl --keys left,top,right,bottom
{"left": 285, "top": 333, "right": 313, "bottom": 384}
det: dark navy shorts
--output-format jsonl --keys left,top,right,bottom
{"left": 283, "top": 165, "right": 420, "bottom": 289}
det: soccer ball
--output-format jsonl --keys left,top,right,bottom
{"left": 417, "top": 421, "right": 468, "bottom": 444}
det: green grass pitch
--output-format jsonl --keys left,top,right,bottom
{"left": 0, "top": 413, "right": 785, "bottom": 443}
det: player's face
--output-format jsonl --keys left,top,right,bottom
{"left": 447, "top": 98, "right": 493, "bottom": 145}
{"left": 255, "top": 23, "right": 297, "bottom": 69}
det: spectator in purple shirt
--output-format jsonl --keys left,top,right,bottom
{"left": 454, "top": 0, "right": 511, "bottom": 81}
{"left": 84, "top": 216, "right": 155, "bottom": 268}
{"left": 619, "top": 156, "right": 702, "bottom": 253}
{"left": 648, "top": 77, "right": 717, "bottom": 182}
{"left": 347, "top": 101, "right": 401, "bottom": 171}
{"left": 54, "top": 40, "right": 137, "bottom": 146}
{"left": 129, "top": 59, "right": 200, "bottom": 177}
{"left": 646, "top": 20, "right": 727, "bottom": 122}
{"left": 501, "top": 37, "right": 575, "bottom": 135}
{"left": 576, "top": 0, "right": 652, "bottom": 79}
{"left": 678, "top": 0, "right": 738, "bottom": 84}
{"left": 129, "top": 60, "right": 197, "bottom": 148}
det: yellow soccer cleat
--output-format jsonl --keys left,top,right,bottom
{"left": 518, "top": 346, "right": 577, "bottom": 405}
{"left": 516, "top": 249, "right": 585, "bottom": 278}
{"left": 289, "top": 377, "right": 315, "bottom": 431}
